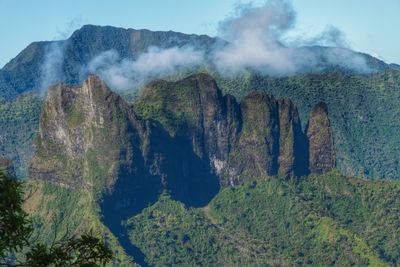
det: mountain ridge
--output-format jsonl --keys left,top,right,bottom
{"left": 30, "top": 73, "right": 334, "bottom": 199}
{"left": 21, "top": 73, "right": 400, "bottom": 266}
{"left": 1, "top": 24, "right": 398, "bottom": 101}
{"left": 1, "top": 24, "right": 400, "bottom": 181}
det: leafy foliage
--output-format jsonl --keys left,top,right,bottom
{"left": 0, "top": 93, "right": 41, "bottom": 177}
{"left": 126, "top": 171, "right": 400, "bottom": 266}
{"left": 25, "top": 180, "right": 138, "bottom": 267}
{"left": 0, "top": 172, "right": 32, "bottom": 259}
{"left": 297, "top": 171, "right": 400, "bottom": 264}
{"left": 0, "top": 170, "right": 113, "bottom": 266}
{"left": 23, "top": 235, "right": 112, "bottom": 267}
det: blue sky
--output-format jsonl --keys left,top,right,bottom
{"left": 0, "top": 0, "right": 399, "bottom": 67}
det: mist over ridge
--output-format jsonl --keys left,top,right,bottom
{"left": 31, "top": 0, "right": 388, "bottom": 93}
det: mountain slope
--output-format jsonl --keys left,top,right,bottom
{"left": 29, "top": 74, "right": 332, "bottom": 203}
{"left": 0, "top": 93, "right": 41, "bottom": 177}
{"left": 0, "top": 25, "right": 218, "bottom": 100}
{"left": 220, "top": 70, "right": 400, "bottom": 179}
{"left": 25, "top": 74, "right": 333, "bottom": 264}
{"left": 23, "top": 75, "right": 400, "bottom": 266}
{"left": 1, "top": 24, "right": 399, "bottom": 181}
{"left": 126, "top": 171, "right": 400, "bottom": 266}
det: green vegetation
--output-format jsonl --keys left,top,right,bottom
{"left": 23, "top": 180, "right": 137, "bottom": 266}
{"left": 3, "top": 69, "right": 400, "bottom": 181}
{"left": 133, "top": 79, "right": 205, "bottom": 137}
{"left": 0, "top": 170, "right": 113, "bottom": 266}
{"left": 297, "top": 171, "right": 400, "bottom": 264}
{"left": 131, "top": 68, "right": 400, "bottom": 180}
{"left": 126, "top": 171, "right": 400, "bottom": 266}
{"left": 0, "top": 93, "right": 41, "bottom": 178}
{"left": 215, "top": 70, "right": 400, "bottom": 180}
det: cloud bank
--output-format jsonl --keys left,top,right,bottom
{"left": 88, "top": 46, "right": 204, "bottom": 90}
{"left": 212, "top": 0, "right": 370, "bottom": 75}
{"left": 213, "top": 0, "right": 297, "bottom": 74}
{"left": 41, "top": 0, "right": 374, "bottom": 92}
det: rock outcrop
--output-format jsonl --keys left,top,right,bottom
{"left": 29, "top": 74, "right": 336, "bottom": 211}
{"left": 307, "top": 102, "right": 335, "bottom": 174}
{"left": 277, "top": 99, "right": 307, "bottom": 178}
{"left": 134, "top": 74, "right": 312, "bottom": 185}
{"left": 30, "top": 76, "right": 145, "bottom": 189}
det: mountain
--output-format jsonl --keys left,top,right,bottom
{"left": 229, "top": 70, "right": 400, "bottom": 179}
{"left": 1, "top": 25, "right": 398, "bottom": 101}
{"left": 0, "top": 25, "right": 217, "bottom": 177}
{"left": 29, "top": 74, "right": 334, "bottom": 207}
{"left": 1, "top": 24, "right": 400, "bottom": 181}
{"left": 24, "top": 75, "right": 400, "bottom": 266}
{"left": 0, "top": 25, "right": 217, "bottom": 100}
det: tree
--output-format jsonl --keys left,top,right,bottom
{"left": 0, "top": 170, "right": 112, "bottom": 266}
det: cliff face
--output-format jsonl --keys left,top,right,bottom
{"left": 307, "top": 102, "right": 335, "bottom": 174}
{"left": 134, "top": 74, "right": 321, "bottom": 185}
{"left": 226, "top": 92, "right": 308, "bottom": 182}
{"left": 30, "top": 76, "right": 142, "bottom": 189}
{"left": 29, "top": 74, "right": 335, "bottom": 209}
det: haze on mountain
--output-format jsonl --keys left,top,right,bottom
{"left": 1, "top": 1, "right": 400, "bottom": 266}
{"left": 1, "top": 0, "right": 398, "bottom": 100}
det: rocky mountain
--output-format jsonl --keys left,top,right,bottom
{"left": 0, "top": 25, "right": 217, "bottom": 100}
{"left": 1, "top": 24, "right": 400, "bottom": 181}
{"left": 24, "top": 74, "right": 400, "bottom": 266}
{"left": 28, "top": 73, "right": 334, "bottom": 247}
{"left": 28, "top": 74, "right": 335, "bottom": 217}
{"left": 1, "top": 25, "right": 398, "bottom": 101}
{"left": 30, "top": 74, "right": 334, "bottom": 192}
{"left": 133, "top": 74, "right": 319, "bottom": 185}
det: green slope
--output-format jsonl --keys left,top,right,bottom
{"left": 24, "top": 180, "right": 138, "bottom": 266}
{"left": 0, "top": 93, "right": 41, "bottom": 177}
{"left": 125, "top": 171, "right": 399, "bottom": 266}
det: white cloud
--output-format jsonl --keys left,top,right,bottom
{"left": 41, "top": 0, "right": 375, "bottom": 92}
{"left": 213, "top": 0, "right": 297, "bottom": 74}
{"left": 40, "top": 41, "right": 66, "bottom": 91}
{"left": 88, "top": 46, "right": 204, "bottom": 90}
{"left": 212, "top": 0, "right": 370, "bottom": 75}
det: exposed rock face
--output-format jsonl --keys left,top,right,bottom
{"left": 133, "top": 74, "right": 229, "bottom": 204}
{"left": 277, "top": 99, "right": 308, "bottom": 178}
{"left": 29, "top": 74, "right": 336, "bottom": 211}
{"left": 0, "top": 158, "right": 15, "bottom": 177}
{"left": 28, "top": 75, "right": 160, "bottom": 202}
{"left": 307, "top": 102, "right": 335, "bottom": 174}
{"left": 230, "top": 92, "right": 279, "bottom": 180}
{"left": 134, "top": 74, "right": 313, "bottom": 185}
